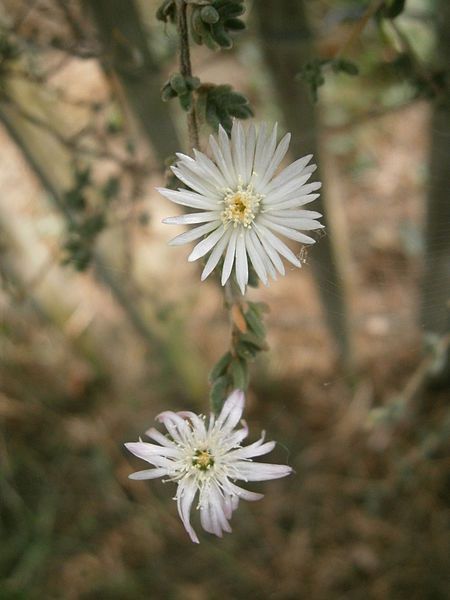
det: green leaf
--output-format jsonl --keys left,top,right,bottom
{"left": 200, "top": 6, "right": 220, "bottom": 24}
{"left": 178, "top": 92, "right": 192, "bottom": 111}
{"left": 224, "top": 18, "right": 245, "bottom": 31}
{"left": 383, "top": 0, "right": 406, "bottom": 19}
{"left": 210, "top": 375, "right": 231, "bottom": 414}
{"left": 170, "top": 73, "right": 187, "bottom": 94}
{"left": 161, "top": 83, "right": 177, "bottom": 102}
{"left": 244, "top": 306, "right": 266, "bottom": 339}
{"left": 230, "top": 357, "right": 248, "bottom": 390}
{"left": 332, "top": 58, "right": 359, "bottom": 76}
{"left": 208, "top": 351, "right": 233, "bottom": 383}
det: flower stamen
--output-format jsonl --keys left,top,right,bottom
{"left": 221, "top": 184, "right": 263, "bottom": 228}
{"left": 192, "top": 449, "right": 215, "bottom": 471}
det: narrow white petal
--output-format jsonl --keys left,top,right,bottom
{"left": 265, "top": 154, "right": 313, "bottom": 192}
{"left": 254, "top": 223, "right": 302, "bottom": 267}
{"left": 244, "top": 123, "right": 256, "bottom": 183}
{"left": 221, "top": 228, "right": 238, "bottom": 285}
{"left": 129, "top": 468, "right": 167, "bottom": 480}
{"left": 259, "top": 217, "right": 316, "bottom": 244}
{"left": 221, "top": 422, "right": 249, "bottom": 451}
{"left": 231, "top": 119, "right": 246, "bottom": 182}
{"left": 124, "top": 442, "right": 180, "bottom": 459}
{"left": 162, "top": 212, "right": 220, "bottom": 225}
{"left": 266, "top": 193, "right": 321, "bottom": 211}
{"left": 248, "top": 229, "right": 278, "bottom": 280}
{"left": 188, "top": 225, "right": 226, "bottom": 262}
{"left": 218, "top": 125, "right": 237, "bottom": 184}
{"left": 253, "top": 123, "right": 277, "bottom": 189}
{"left": 156, "top": 411, "right": 191, "bottom": 444}
{"left": 177, "top": 411, "right": 207, "bottom": 438}
{"left": 192, "top": 149, "right": 228, "bottom": 187}
{"left": 258, "top": 132, "right": 291, "bottom": 189}
{"left": 235, "top": 232, "right": 249, "bottom": 294}
{"left": 172, "top": 166, "right": 221, "bottom": 199}
{"left": 157, "top": 187, "right": 217, "bottom": 210}
{"left": 253, "top": 227, "right": 285, "bottom": 275}
{"left": 201, "top": 228, "right": 232, "bottom": 280}
{"left": 177, "top": 478, "right": 199, "bottom": 544}
{"left": 168, "top": 221, "right": 219, "bottom": 246}
{"left": 235, "top": 462, "right": 293, "bottom": 481}
{"left": 209, "top": 134, "right": 234, "bottom": 185}
{"left": 265, "top": 175, "right": 318, "bottom": 205}
{"left": 245, "top": 229, "right": 268, "bottom": 285}
{"left": 200, "top": 504, "right": 215, "bottom": 535}
{"left": 266, "top": 209, "right": 322, "bottom": 219}
{"left": 226, "top": 481, "right": 264, "bottom": 501}
{"left": 230, "top": 439, "right": 276, "bottom": 459}
{"left": 263, "top": 215, "right": 324, "bottom": 230}
{"left": 145, "top": 427, "right": 177, "bottom": 447}
{"left": 217, "top": 389, "right": 245, "bottom": 431}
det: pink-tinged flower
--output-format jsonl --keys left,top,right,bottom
{"left": 159, "top": 120, "right": 323, "bottom": 293}
{"left": 125, "top": 390, "right": 292, "bottom": 543}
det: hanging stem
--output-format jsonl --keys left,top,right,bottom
{"left": 176, "top": 0, "right": 200, "bottom": 150}
{"left": 225, "top": 280, "right": 246, "bottom": 355}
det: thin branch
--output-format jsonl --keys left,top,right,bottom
{"left": 335, "top": 0, "right": 385, "bottom": 58}
{"left": 176, "top": 0, "right": 200, "bottom": 150}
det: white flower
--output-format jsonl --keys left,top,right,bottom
{"left": 125, "top": 390, "right": 292, "bottom": 543}
{"left": 159, "top": 120, "right": 323, "bottom": 293}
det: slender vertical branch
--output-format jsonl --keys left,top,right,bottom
{"left": 176, "top": 0, "right": 200, "bottom": 150}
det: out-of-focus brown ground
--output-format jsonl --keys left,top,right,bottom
{"left": 1, "top": 9, "right": 449, "bottom": 600}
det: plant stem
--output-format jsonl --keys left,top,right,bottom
{"left": 176, "top": 0, "right": 200, "bottom": 150}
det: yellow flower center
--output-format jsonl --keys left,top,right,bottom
{"left": 192, "top": 449, "right": 215, "bottom": 471}
{"left": 221, "top": 184, "right": 263, "bottom": 228}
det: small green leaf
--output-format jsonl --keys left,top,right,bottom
{"left": 383, "top": 0, "right": 406, "bottom": 19}
{"left": 230, "top": 357, "right": 248, "bottom": 390}
{"left": 200, "top": 6, "right": 220, "bottom": 24}
{"left": 170, "top": 73, "right": 187, "bottom": 94}
{"left": 244, "top": 306, "right": 266, "bottom": 339}
{"left": 210, "top": 375, "right": 231, "bottom": 414}
{"left": 332, "top": 58, "right": 359, "bottom": 76}
{"left": 208, "top": 351, "right": 233, "bottom": 383}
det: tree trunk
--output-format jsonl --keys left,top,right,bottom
{"left": 254, "top": 0, "right": 354, "bottom": 365}
{"left": 88, "top": 0, "right": 181, "bottom": 163}
{"left": 421, "top": 0, "right": 450, "bottom": 381}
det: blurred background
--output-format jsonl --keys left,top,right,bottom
{"left": 0, "top": 0, "right": 449, "bottom": 598}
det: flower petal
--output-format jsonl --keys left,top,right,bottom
{"left": 265, "top": 154, "right": 313, "bottom": 192}
{"left": 258, "top": 132, "right": 291, "bottom": 189}
{"left": 254, "top": 223, "right": 301, "bottom": 267}
{"left": 157, "top": 187, "right": 217, "bottom": 210}
{"left": 124, "top": 441, "right": 180, "bottom": 459}
{"left": 128, "top": 468, "right": 167, "bottom": 480}
{"left": 145, "top": 427, "right": 177, "bottom": 447}
{"left": 172, "top": 165, "right": 222, "bottom": 199}
{"left": 267, "top": 193, "right": 321, "bottom": 211}
{"left": 245, "top": 229, "right": 268, "bottom": 285}
{"left": 216, "top": 389, "right": 245, "bottom": 431}
{"left": 176, "top": 478, "right": 199, "bottom": 544}
{"left": 235, "top": 232, "right": 249, "bottom": 294}
{"left": 188, "top": 224, "right": 226, "bottom": 262}
{"left": 168, "top": 221, "right": 219, "bottom": 246}
{"left": 235, "top": 461, "right": 293, "bottom": 481}
{"left": 162, "top": 212, "right": 220, "bottom": 225}
{"left": 226, "top": 481, "right": 264, "bottom": 501}
{"left": 221, "top": 228, "right": 238, "bottom": 286}
{"left": 201, "top": 227, "right": 232, "bottom": 280}
{"left": 231, "top": 119, "right": 246, "bottom": 182}
{"left": 259, "top": 217, "right": 316, "bottom": 244}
